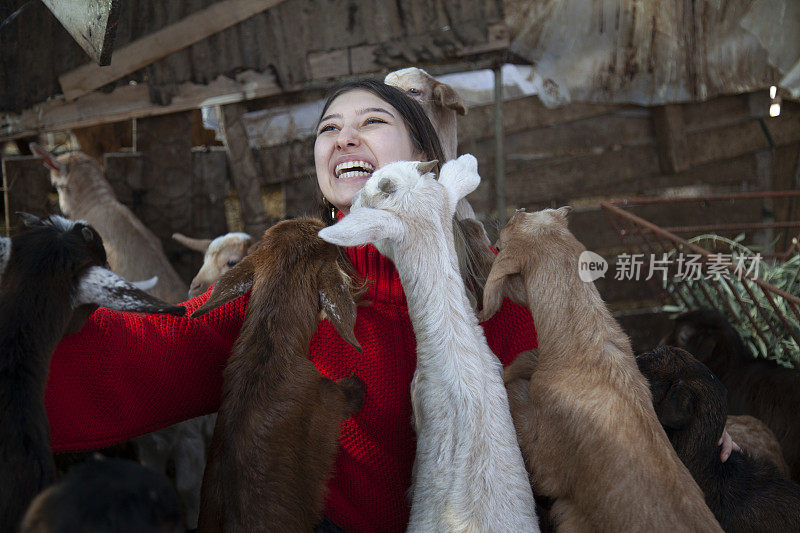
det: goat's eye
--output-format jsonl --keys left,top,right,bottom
{"left": 407, "top": 88, "right": 421, "bottom": 95}
{"left": 226, "top": 259, "right": 238, "bottom": 268}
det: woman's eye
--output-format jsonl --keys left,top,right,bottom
{"left": 364, "top": 117, "right": 386, "bottom": 126}
{"left": 318, "top": 124, "right": 338, "bottom": 134}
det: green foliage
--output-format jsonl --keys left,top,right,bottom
{"left": 662, "top": 234, "right": 800, "bottom": 370}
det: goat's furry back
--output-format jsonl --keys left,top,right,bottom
{"left": 483, "top": 208, "right": 722, "bottom": 532}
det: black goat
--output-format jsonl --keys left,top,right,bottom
{"left": 664, "top": 308, "right": 800, "bottom": 481}
{"left": 20, "top": 456, "right": 182, "bottom": 533}
{"left": 637, "top": 346, "right": 800, "bottom": 532}
{"left": 0, "top": 214, "right": 184, "bottom": 532}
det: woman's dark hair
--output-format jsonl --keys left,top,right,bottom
{"left": 316, "top": 79, "right": 445, "bottom": 225}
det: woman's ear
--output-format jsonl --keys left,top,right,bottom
{"left": 318, "top": 208, "right": 404, "bottom": 247}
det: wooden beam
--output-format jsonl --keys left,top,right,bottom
{"left": 42, "top": 0, "right": 121, "bottom": 65}
{"left": 652, "top": 104, "right": 690, "bottom": 174}
{"left": 58, "top": 0, "right": 288, "bottom": 101}
{"left": 0, "top": 70, "right": 283, "bottom": 142}
{"left": 219, "top": 103, "right": 269, "bottom": 237}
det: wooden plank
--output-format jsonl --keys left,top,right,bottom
{"left": 42, "top": 0, "right": 121, "bottom": 65}
{"left": 219, "top": 103, "right": 269, "bottom": 237}
{"left": 1, "top": 156, "right": 56, "bottom": 233}
{"left": 58, "top": 0, "right": 288, "bottom": 101}
{"left": 72, "top": 120, "right": 134, "bottom": 163}
{"left": 135, "top": 112, "right": 196, "bottom": 283}
{"left": 255, "top": 141, "right": 315, "bottom": 185}
{"left": 283, "top": 175, "right": 320, "bottom": 219}
{"left": 190, "top": 148, "right": 230, "bottom": 238}
{"left": 652, "top": 104, "right": 690, "bottom": 174}
{"left": 458, "top": 95, "right": 620, "bottom": 144}
{"left": 103, "top": 152, "right": 144, "bottom": 207}
{"left": 1, "top": 70, "right": 283, "bottom": 142}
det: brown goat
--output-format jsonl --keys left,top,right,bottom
{"left": 192, "top": 217, "right": 364, "bottom": 532}
{"left": 482, "top": 208, "right": 722, "bottom": 532}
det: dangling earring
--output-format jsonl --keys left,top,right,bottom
{"left": 322, "top": 197, "right": 336, "bottom": 220}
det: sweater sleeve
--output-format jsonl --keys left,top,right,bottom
{"left": 45, "top": 289, "right": 249, "bottom": 453}
{"left": 481, "top": 298, "right": 538, "bottom": 367}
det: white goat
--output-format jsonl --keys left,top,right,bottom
{"left": 319, "top": 155, "right": 539, "bottom": 532}
{"left": 385, "top": 67, "right": 483, "bottom": 229}
{"left": 30, "top": 144, "right": 188, "bottom": 303}
{"left": 172, "top": 232, "right": 253, "bottom": 298}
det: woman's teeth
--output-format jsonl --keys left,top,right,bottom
{"left": 335, "top": 160, "right": 374, "bottom": 179}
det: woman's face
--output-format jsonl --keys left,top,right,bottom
{"left": 314, "top": 89, "right": 425, "bottom": 214}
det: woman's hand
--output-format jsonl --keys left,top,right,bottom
{"left": 718, "top": 429, "right": 742, "bottom": 462}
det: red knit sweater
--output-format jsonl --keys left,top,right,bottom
{"left": 46, "top": 243, "right": 537, "bottom": 532}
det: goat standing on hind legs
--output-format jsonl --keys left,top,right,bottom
{"left": 0, "top": 214, "right": 184, "bottom": 532}
{"left": 319, "top": 155, "right": 539, "bottom": 533}
{"left": 480, "top": 208, "right": 722, "bottom": 532}
{"left": 192, "top": 217, "right": 365, "bottom": 533}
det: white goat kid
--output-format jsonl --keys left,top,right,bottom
{"left": 319, "top": 155, "right": 539, "bottom": 533}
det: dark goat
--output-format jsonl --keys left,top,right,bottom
{"left": 20, "top": 457, "right": 182, "bottom": 533}
{"left": 637, "top": 346, "right": 800, "bottom": 532}
{"left": 0, "top": 214, "right": 184, "bottom": 532}
{"left": 664, "top": 308, "right": 800, "bottom": 481}
{"left": 193, "top": 217, "right": 364, "bottom": 532}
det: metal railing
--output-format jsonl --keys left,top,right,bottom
{"left": 601, "top": 191, "right": 800, "bottom": 351}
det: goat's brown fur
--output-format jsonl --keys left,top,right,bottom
{"left": 483, "top": 208, "right": 722, "bottom": 532}
{"left": 193, "top": 217, "right": 364, "bottom": 533}
{"left": 726, "top": 414, "right": 791, "bottom": 477}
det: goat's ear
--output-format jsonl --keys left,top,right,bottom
{"left": 17, "top": 212, "right": 41, "bottom": 227}
{"left": 73, "top": 266, "right": 184, "bottom": 316}
{"left": 657, "top": 380, "right": 694, "bottom": 429}
{"left": 479, "top": 251, "right": 524, "bottom": 322}
{"left": 191, "top": 257, "right": 254, "bottom": 318}
{"left": 416, "top": 160, "right": 438, "bottom": 176}
{"left": 439, "top": 154, "right": 480, "bottom": 215}
{"left": 319, "top": 266, "right": 362, "bottom": 353}
{"left": 30, "top": 142, "right": 66, "bottom": 174}
{"left": 318, "top": 208, "right": 403, "bottom": 247}
{"left": 173, "top": 233, "right": 212, "bottom": 253}
{"left": 554, "top": 206, "right": 573, "bottom": 220}
{"left": 0, "top": 236, "right": 9, "bottom": 277}
{"left": 433, "top": 83, "right": 467, "bottom": 116}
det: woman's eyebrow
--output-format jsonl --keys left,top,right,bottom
{"left": 319, "top": 112, "right": 342, "bottom": 124}
{"left": 359, "top": 107, "right": 395, "bottom": 118}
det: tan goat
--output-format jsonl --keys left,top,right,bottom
{"left": 481, "top": 208, "right": 722, "bottom": 532}
{"left": 384, "top": 67, "right": 483, "bottom": 225}
{"left": 193, "top": 217, "right": 364, "bottom": 532}
{"left": 173, "top": 232, "right": 254, "bottom": 298}
{"left": 30, "top": 144, "right": 188, "bottom": 303}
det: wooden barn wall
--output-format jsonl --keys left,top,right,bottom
{"left": 1, "top": 0, "right": 505, "bottom": 113}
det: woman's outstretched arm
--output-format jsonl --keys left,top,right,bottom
{"left": 45, "top": 289, "right": 249, "bottom": 453}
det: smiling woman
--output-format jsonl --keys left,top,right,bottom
{"left": 314, "top": 80, "right": 445, "bottom": 220}
{"left": 42, "top": 78, "right": 539, "bottom": 533}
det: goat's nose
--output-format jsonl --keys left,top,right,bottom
{"left": 189, "top": 280, "right": 208, "bottom": 298}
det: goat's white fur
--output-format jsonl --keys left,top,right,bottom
{"left": 173, "top": 232, "right": 253, "bottom": 298}
{"left": 319, "top": 155, "right": 538, "bottom": 532}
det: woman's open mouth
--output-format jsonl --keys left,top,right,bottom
{"left": 335, "top": 160, "right": 375, "bottom": 180}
